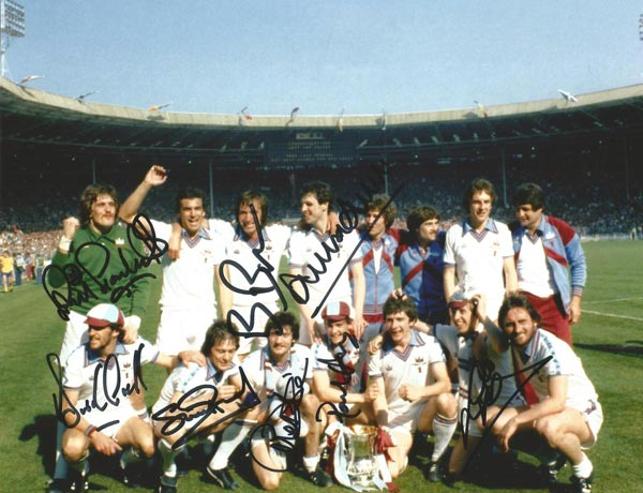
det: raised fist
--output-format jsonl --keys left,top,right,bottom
{"left": 145, "top": 164, "right": 168, "bottom": 186}
{"left": 62, "top": 217, "right": 80, "bottom": 239}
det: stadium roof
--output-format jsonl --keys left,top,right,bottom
{"left": 2, "top": 76, "right": 643, "bottom": 167}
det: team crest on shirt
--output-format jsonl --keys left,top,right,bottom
{"left": 385, "top": 364, "right": 393, "bottom": 372}
{"left": 115, "top": 238, "right": 125, "bottom": 247}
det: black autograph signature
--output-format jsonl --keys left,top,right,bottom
{"left": 315, "top": 332, "right": 362, "bottom": 421}
{"left": 47, "top": 343, "right": 148, "bottom": 433}
{"left": 461, "top": 354, "right": 553, "bottom": 469}
{"left": 248, "top": 359, "right": 310, "bottom": 472}
{"left": 43, "top": 213, "right": 167, "bottom": 321}
{"left": 151, "top": 366, "right": 261, "bottom": 449}
{"left": 220, "top": 179, "right": 405, "bottom": 340}
{"left": 218, "top": 169, "right": 405, "bottom": 470}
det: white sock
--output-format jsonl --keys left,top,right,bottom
{"left": 303, "top": 454, "right": 320, "bottom": 473}
{"left": 208, "top": 420, "right": 254, "bottom": 470}
{"left": 431, "top": 414, "right": 458, "bottom": 462}
{"left": 159, "top": 439, "right": 179, "bottom": 478}
{"left": 53, "top": 420, "right": 69, "bottom": 479}
{"left": 572, "top": 453, "right": 593, "bottom": 479}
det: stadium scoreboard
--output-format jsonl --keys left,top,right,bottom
{"left": 266, "top": 131, "right": 356, "bottom": 168}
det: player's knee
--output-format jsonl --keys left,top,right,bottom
{"left": 63, "top": 439, "right": 88, "bottom": 463}
{"left": 139, "top": 437, "right": 156, "bottom": 458}
{"left": 260, "top": 474, "right": 281, "bottom": 491}
{"left": 490, "top": 418, "right": 505, "bottom": 435}
{"left": 300, "top": 393, "right": 319, "bottom": 416}
{"left": 437, "top": 392, "right": 457, "bottom": 416}
{"left": 388, "top": 462, "right": 400, "bottom": 479}
{"left": 534, "top": 419, "right": 559, "bottom": 446}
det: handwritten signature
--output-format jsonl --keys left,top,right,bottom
{"left": 47, "top": 343, "right": 148, "bottom": 432}
{"left": 248, "top": 359, "right": 309, "bottom": 472}
{"left": 42, "top": 214, "right": 167, "bottom": 321}
{"left": 151, "top": 366, "right": 261, "bottom": 449}
{"left": 461, "top": 355, "right": 553, "bottom": 465}
{"left": 220, "top": 182, "right": 404, "bottom": 340}
{"left": 315, "top": 332, "right": 362, "bottom": 421}
{"left": 218, "top": 170, "right": 405, "bottom": 470}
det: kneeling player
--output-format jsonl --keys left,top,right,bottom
{"left": 241, "top": 311, "right": 332, "bottom": 489}
{"left": 57, "top": 304, "right": 192, "bottom": 491}
{"left": 432, "top": 292, "right": 525, "bottom": 481}
{"left": 485, "top": 295, "right": 603, "bottom": 493}
{"left": 367, "top": 297, "right": 458, "bottom": 479}
{"left": 152, "top": 321, "right": 259, "bottom": 492}
{"left": 312, "top": 301, "right": 381, "bottom": 432}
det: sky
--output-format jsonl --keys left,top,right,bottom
{"left": 4, "top": 0, "right": 643, "bottom": 116}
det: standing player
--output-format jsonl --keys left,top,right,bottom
{"left": 56, "top": 303, "right": 195, "bottom": 492}
{"left": 119, "top": 165, "right": 227, "bottom": 359}
{"left": 356, "top": 194, "right": 399, "bottom": 342}
{"left": 484, "top": 295, "right": 602, "bottom": 493}
{"left": 510, "top": 183, "right": 587, "bottom": 344}
{"left": 398, "top": 205, "right": 449, "bottom": 325}
{"left": 240, "top": 311, "right": 332, "bottom": 489}
{"left": 367, "top": 297, "right": 458, "bottom": 479}
{"left": 217, "top": 191, "right": 292, "bottom": 359}
{"left": 443, "top": 178, "right": 517, "bottom": 321}
{"left": 47, "top": 184, "right": 150, "bottom": 362}
{"left": 287, "top": 181, "right": 366, "bottom": 345}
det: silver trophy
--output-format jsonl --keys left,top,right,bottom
{"left": 346, "top": 425, "right": 379, "bottom": 488}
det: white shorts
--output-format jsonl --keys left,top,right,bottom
{"left": 156, "top": 307, "right": 215, "bottom": 355}
{"left": 59, "top": 310, "right": 89, "bottom": 365}
{"left": 228, "top": 303, "right": 275, "bottom": 357}
{"left": 388, "top": 402, "right": 424, "bottom": 434}
{"left": 570, "top": 398, "right": 603, "bottom": 449}
{"left": 84, "top": 403, "right": 139, "bottom": 439}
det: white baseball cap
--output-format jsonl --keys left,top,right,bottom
{"left": 85, "top": 303, "right": 125, "bottom": 329}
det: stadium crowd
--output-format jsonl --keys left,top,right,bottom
{"left": 36, "top": 163, "right": 603, "bottom": 493}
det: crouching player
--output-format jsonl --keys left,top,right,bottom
{"left": 151, "top": 321, "right": 260, "bottom": 492}
{"left": 432, "top": 292, "right": 525, "bottom": 482}
{"left": 56, "top": 304, "right": 197, "bottom": 491}
{"left": 312, "top": 301, "right": 379, "bottom": 427}
{"left": 239, "top": 311, "right": 332, "bottom": 489}
{"left": 367, "top": 297, "right": 458, "bottom": 479}
{"left": 485, "top": 295, "right": 603, "bottom": 493}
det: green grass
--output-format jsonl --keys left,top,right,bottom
{"left": 1, "top": 241, "right": 642, "bottom": 492}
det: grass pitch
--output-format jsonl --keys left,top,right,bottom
{"left": 1, "top": 240, "right": 642, "bottom": 492}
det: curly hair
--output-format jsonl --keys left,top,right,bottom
{"left": 79, "top": 184, "right": 119, "bottom": 227}
{"left": 265, "top": 311, "right": 300, "bottom": 341}
{"left": 383, "top": 296, "right": 418, "bottom": 322}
